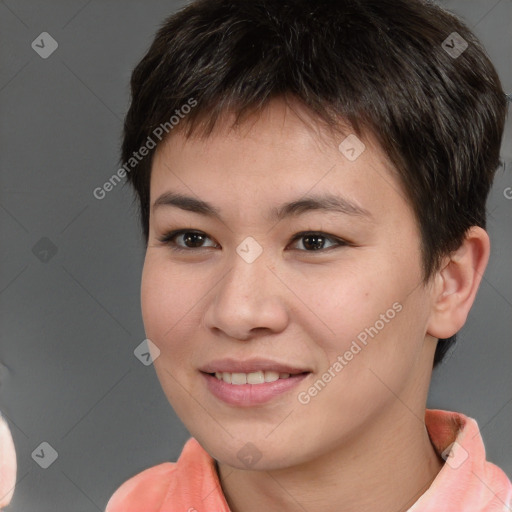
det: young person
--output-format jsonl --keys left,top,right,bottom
{"left": 106, "top": 0, "right": 512, "bottom": 510}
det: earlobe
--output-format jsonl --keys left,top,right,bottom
{"left": 426, "top": 226, "right": 490, "bottom": 339}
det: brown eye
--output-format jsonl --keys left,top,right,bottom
{"left": 159, "top": 230, "right": 218, "bottom": 251}
{"left": 179, "top": 232, "right": 208, "bottom": 248}
{"left": 289, "top": 232, "right": 349, "bottom": 252}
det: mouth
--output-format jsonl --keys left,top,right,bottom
{"left": 204, "top": 370, "right": 309, "bottom": 385}
{"left": 200, "top": 369, "right": 311, "bottom": 406}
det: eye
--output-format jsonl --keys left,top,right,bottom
{"left": 158, "top": 229, "right": 349, "bottom": 253}
{"left": 288, "top": 231, "right": 349, "bottom": 252}
{"left": 158, "top": 230, "right": 218, "bottom": 251}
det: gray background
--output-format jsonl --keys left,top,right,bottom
{"left": 0, "top": 0, "right": 510, "bottom": 510}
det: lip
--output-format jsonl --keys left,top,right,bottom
{"left": 199, "top": 358, "right": 310, "bottom": 374}
{"left": 201, "top": 371, "right": 310, "bottom": 406}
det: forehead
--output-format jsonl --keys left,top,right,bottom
{"left": 149, "top": 99, "right": 411, "bottom": 223}
{"left": 155, "top": 98, "right": 365, "bottom": 162}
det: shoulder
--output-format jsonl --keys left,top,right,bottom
{"left": 105, "top": 461, "right": 177, "bottom": 512}
{"left": 105, "top": 438, "right": 217, "bottom": 512}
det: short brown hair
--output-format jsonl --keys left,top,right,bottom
{"left": 121, "top": 0, "right": 507, "bottom": 367}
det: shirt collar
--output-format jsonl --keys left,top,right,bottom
{"left": 167, "top": 409, "right": 512, "bottom": 512}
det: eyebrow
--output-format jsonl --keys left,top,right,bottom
{"left": 152, "top": 191, "right": 373, "bottom": 222}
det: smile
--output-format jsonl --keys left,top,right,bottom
{"left": 201, "top": 371, "right": 310, "bottom": 406}
{"left": 212, "top": 370, "right": 294, "bottom": 385}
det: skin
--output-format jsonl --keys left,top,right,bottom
{"left": 0, "top": 414, "right": 16, "bottom": 510}
{"left": 141, "top": 97, "right": 489, "bottom": 512}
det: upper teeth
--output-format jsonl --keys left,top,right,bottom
{"left": 214, "top": 371, "right": 291, "bottom": 385}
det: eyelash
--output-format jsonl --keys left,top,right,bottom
{"left": 157, "top": 229, "right": 351, "bottom": 253}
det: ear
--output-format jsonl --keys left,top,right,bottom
{"left": 426, "top": 226, "right": 490, "bottom": 339}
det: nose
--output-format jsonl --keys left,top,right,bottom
{"left": 202, "top": 248, "right": 289, "bottom": 341}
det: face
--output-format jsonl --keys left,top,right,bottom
{"left": 141, "top": 99, "right": 437, "bottom": 470}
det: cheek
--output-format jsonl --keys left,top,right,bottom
{"left": 140, "top": 255, "right": 200, "bottom": 356}
{"left": 295, "top": 285, "right": 428, "bottom": 435}
{"left": 312, "top": 257, "right": 424, "bottom": 371}
{"left": 308, "top": 266, "right": 392, "bottom": 349}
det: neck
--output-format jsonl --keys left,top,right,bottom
{"left": 217, "top": 398, "right": 444, "bottom": 512}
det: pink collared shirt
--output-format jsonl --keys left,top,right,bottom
{"left": 106, "top": 409, "right": 512, "bottom": 512}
